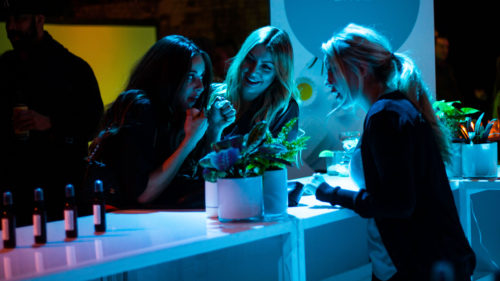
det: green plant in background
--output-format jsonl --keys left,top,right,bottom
{"left": 432, "top": 100, "right": 480, "bottom": 141}
{"left": 249, "top": 118, "right": 310, "bottom": 171}
{"left": 459, "top": 112, "right": 497, "bottom": 144}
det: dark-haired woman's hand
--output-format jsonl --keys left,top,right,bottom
{"left": 184, "top": 108, "right": 208, "bottom": 148}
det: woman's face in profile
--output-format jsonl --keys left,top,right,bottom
{"left": 240, "top": 44, "right": 276, "bottom": 101}
{"left": 179, "top": 54, "right": 205, "bottom": 110}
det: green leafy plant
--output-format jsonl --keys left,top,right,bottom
{"left": 432, "top": 100, "right": 480, "bottom": 141}
{"left": 199, "top": 121, "right": 269, "bottom": 180}
{"left": 199, "top": 118, "right": 309, "bottom": 181}
{"left": 459, "top": 113, "right": 497, "bottom": 144}
{"left": 248, "top": 118, "right": 310, "bottom": 171}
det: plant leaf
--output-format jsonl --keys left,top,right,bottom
{"left": 210, "top": 147, "right": 240, "bottom": 171}
{"left": 318, "top": 150, "right": 334, "bottom": 157}
{"left": 258, "top": 143, "right": 287, "bottom": 155}
{"left": 482, "top": 119, "right": 497, "bottom": 142}
{"left": 244, "top": 121, "right": 268, "bottom": 153}
{"left": 460, "top": 107, "right": 480, "bottom": 115}
{"left": 212, "top": 135, "right": 244, "bottom": 152}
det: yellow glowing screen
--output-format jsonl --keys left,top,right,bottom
{"left": 0, "top": 22, "right": 157, "bottom": 107}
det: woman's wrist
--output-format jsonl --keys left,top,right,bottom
{"left": 205, "top": 126, "right": 224, "bottom": 144}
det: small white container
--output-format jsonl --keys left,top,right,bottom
{"left": 462, "top": 142, "right": 498, "bottom": 178}
{"left": 262, "top": 169, "right": 288, "bottom": 220}
{"left": 217, "top": 176, "right": 263, "bottom": 222}
{"left": 205, "top": 181, "right": 218, "bottom": 218}
{"left": 446, "top": 142, "right": 464, "bottom": 178}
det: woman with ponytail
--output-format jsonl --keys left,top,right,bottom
{"left": 308, "top": 24, "right": 475, "bottom": 280}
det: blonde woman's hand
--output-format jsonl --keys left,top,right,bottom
{"left": 303, "top": 173, "right": 326, "bottom": 195}
{"left": 184, "top": 108, "right": 208, "bottom": 145}
{"left": 208, "top": 96, "right": 236, "bottom": 130}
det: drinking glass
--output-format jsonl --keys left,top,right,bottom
{"left": 339, "top": 131, "right": 361, "bottom": 155}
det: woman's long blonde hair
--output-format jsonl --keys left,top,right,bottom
{"left": 224, "top": 26, "right": 298, "bottom": 124}
{"left": 322, "top": 23, "right": 451, "bottom": 162}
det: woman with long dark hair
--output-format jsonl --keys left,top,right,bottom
{"left": 86, "top": 35, "right": 235, "bottom": 209}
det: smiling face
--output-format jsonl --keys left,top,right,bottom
{"left": 240, "top": 44, "right": 276, "bottom": 101}
{"left": 179, "top": 54, "right": 205, "bottom": 110}
{"left": 325, "top": 56, "right": 367, "bottom": 109}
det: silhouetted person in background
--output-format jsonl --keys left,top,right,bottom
{"left": 435, "top": 32, "right": 463, "bottom": 103}
{"left": 0, "top": 0, "right": 104, "bottom": 226}
{"left": 492, "top": 56, "right": 500, "bottom": 119}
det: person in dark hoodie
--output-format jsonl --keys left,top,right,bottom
{"left": 307, "top": 23, "right": 475, "bottom": 281}
{"left": 0, "top": 0, "right": 104, "bottom": 226}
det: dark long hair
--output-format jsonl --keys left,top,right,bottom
{"left": 88, "top": 35, "right": 213, "bottom": 161}
{"left": 126, "top": 34, "right": 212, "bottom": 123}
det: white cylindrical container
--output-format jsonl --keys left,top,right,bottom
{"left": 205, "top": 181, "right": 218, "bottom": 218}
{"left": 217, "top": 176, "right": 263, "bottom": 222}
{"left": 462, "top": 142, "right": 498, "bottom": 178}
{"left": 262, "top": 169, "right": 288, "bottom": 220}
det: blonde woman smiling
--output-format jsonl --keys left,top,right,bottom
{"left": 212, "top": 26, "right": 299, "bottom": 141}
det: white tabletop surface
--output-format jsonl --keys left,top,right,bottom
{"left": 0, "top": 210, "right": 294, "bottom": 281}
{"left": 287, "top": 175, "right": 360, "bottom": 228}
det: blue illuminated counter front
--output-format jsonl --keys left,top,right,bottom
{"left": 0, "top": 175, "right": 498, "bottom": 281}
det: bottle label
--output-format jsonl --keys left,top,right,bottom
{"left": 33, "top": 215, "right": 41, "bottom": 236}
{"left": 2, "top": 218, "right": 9, "bottom": 240}
{"left": 93, "top": 205, "right": 101, "bottom": 225}
{"left": 64, "top": 210, "right": 74, "bottom": 231}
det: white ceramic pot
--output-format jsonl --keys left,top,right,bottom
{"left": 262, "top": 169, "right": 288, "bottom": 220}
{"left": 446, "top": 142, "right": 463, "bottom": 178}
{"left": 462, "top": 142, "right": 498, "bottom": 178}
{"left": 205, "top": 181, "right": 218, "bottom": 218}
{"left": 217, "top": 176, "right": 263, "bottom": 222}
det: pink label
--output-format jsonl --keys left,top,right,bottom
{"left": 93, "top": 205, "right": 101, "bottom": 225}
{"left": 2, "top": 218, "right": 9, "bottom": 240}
{"left": 33, "top": 215, "right": 41, "bottom": 236}
{"left": 64, "top": 210, "right": 74, "bottom": 231}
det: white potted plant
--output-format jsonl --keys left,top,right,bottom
{"left": 459, "top": 112, "right": 498, "bottom": 178}
{"left": 433, "top": 100, "right": 480, "bottom": 178}
{"left": 200, "top": 122, "right": 268, "bottom": 222}
{"left": 249, "top": 118, "right": 309, "bottom": 220}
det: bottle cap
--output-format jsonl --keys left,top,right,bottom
{"left": 3, "top": 191, "right": 13, "bottom": 206}
{"left": 94, "top": 180, "right": 103, "bottom": 193}
{"left": 34, "top": 187, "right": 44, "bottom": 201}
{"left": 65, "top": 184, "right": 75, "bottom": 198}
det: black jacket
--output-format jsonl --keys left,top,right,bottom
{"left": 0, "top": 32, "right": 104, "bottom": 225}
{"left": 316, "top": 91, "right": 475, "bottom": 280}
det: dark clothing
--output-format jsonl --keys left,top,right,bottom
{"left": 84, "top": 90, "right": 206, "bottom": 211}
{"left": 0, "top": 32, "right": 104, "bottom": 226}
{"left": 316, "top": 91, "right": 475, "bottom": 280}
{"left": 223, "top": 98, "right": 299, "bottom": 140}
{"left": 435, "top": 59, "right": 463, "bottom": 102}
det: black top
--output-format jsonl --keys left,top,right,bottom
{"left": 316, "top": 91, "right": 475, "bottom": 280}
{"left": 86, "top": 90, "right": 207, "bottom": 210}
{"left": 223, "top": 98, "right": 299, "bottom": 140}
{"left": 0, "top": 32, "right": 104, "bottom": 225}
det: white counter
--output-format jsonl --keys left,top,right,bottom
{"left": 1, "top": 175, "right": 498, "bottom": 281}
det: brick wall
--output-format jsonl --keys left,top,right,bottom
{"left": 64, "top": 0, "right": 269, "bottom": 80}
